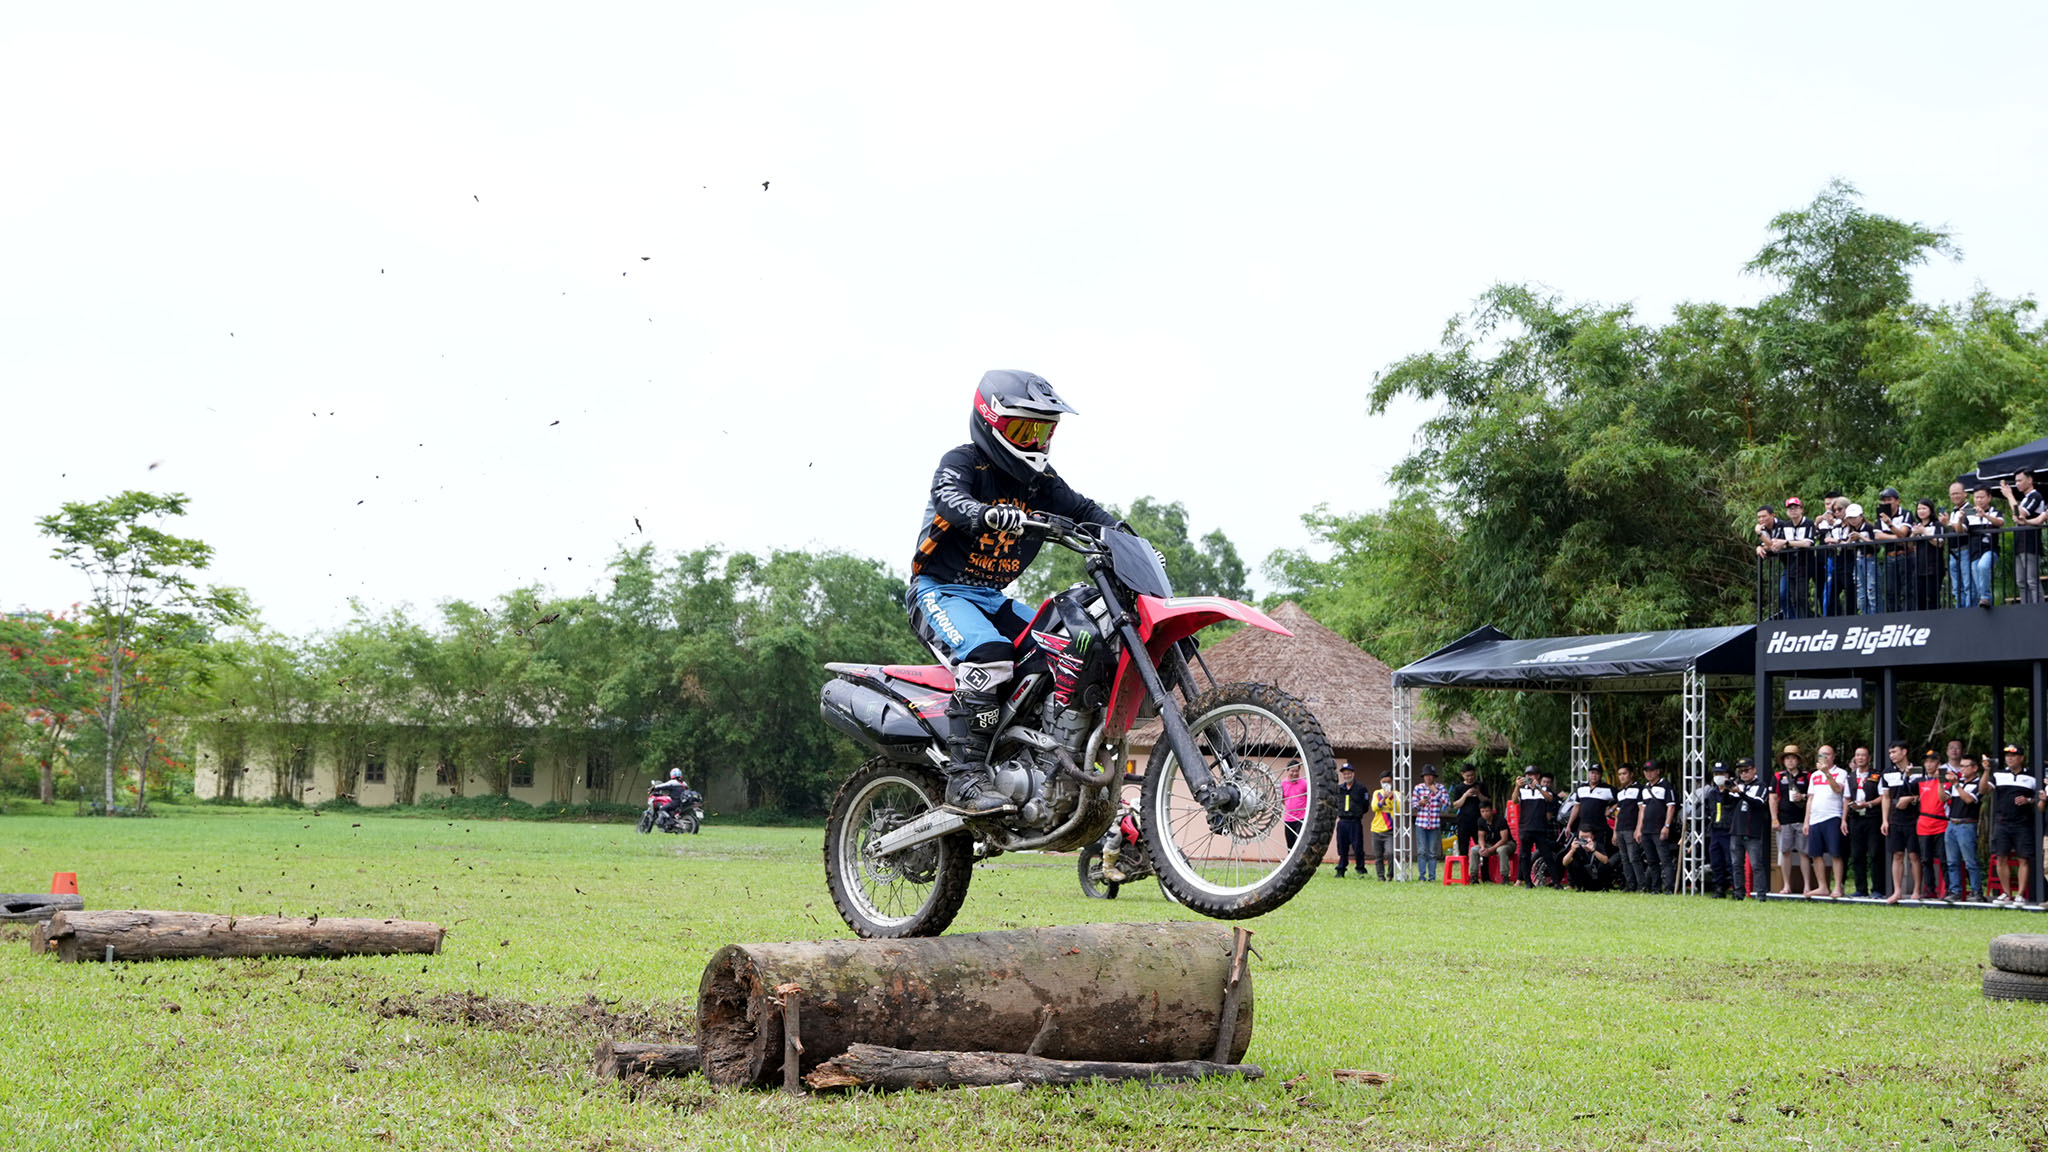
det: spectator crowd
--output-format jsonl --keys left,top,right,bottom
{"left": 1342, "top": 749, "right": 2042, "bottom": 906}
{"left": 1754, "top": 471, "right": 2048, "bottom": 618}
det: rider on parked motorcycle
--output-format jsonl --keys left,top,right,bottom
{"left": 909, "top": 370, "right": 1118, "bottom": 816}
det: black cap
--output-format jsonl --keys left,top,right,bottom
{"left": 1712, "top": 761, "right": 1727, "bottom": 772}
{"left": 1881, "top": 486, "right": 1901, "bottom": 499}
{"left": 1736, "top": 757, "right": 1755, "bottom": 769}
{"left": 2005, "top": 744, "right": 2024, "bottom": 755}
{"left": 1420, "top": 765, "right": 1438, "bottom": 777}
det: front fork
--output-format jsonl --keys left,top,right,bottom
{"left": 1094, "top": 571, "right": 1242, "bottom": 816}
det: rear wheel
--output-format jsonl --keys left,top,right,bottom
{"left": 824, "top": 758, "right": 974, "bottom": 938}
{"left": 636, "top": 810, "right": 654, "bottom": 835}
{"left": 1142, "top": 682, "right": 1338, "bottom": 919}
{"left": 680, "top": 812, "right": 701, "bottom": 835}
{"left": 1077, "top": 844, "right": 1121, "bottom": 899}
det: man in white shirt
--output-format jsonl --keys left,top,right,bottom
{"left": 1802, "top": 744, "right": 1850, "bottom": 899}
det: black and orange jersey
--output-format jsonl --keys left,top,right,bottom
{"left": 910, "top": 443, "right": 1112, "bottom": 589}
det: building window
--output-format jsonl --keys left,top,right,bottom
{"left": 585, "top": 748, "right": 612, "bottom": 791}
{"left": 363, "top": 754, "right": 386, "bottom": 785}
{"left": 509, "top": 756, "right": 534, "bottom": 790}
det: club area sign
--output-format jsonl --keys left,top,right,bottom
{"left": 1784, "top": 678, "right": 1864, "bottom": 710}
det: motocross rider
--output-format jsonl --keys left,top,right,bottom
{"left": 909, "top": 370, "right": 1118, "bottom": 815}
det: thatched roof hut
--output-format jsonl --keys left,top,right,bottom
{"left": 1130, "top": 601, "right": 1498, "bottom": 779}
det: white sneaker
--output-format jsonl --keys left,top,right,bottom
{"left": 1994, "top": 893, "right": 2012, "bottom": 905}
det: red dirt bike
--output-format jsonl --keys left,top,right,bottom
{"left": 818, "top": 517, "right": 1339, "bottom": 937}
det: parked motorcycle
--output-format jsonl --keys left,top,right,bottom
{"left": 1076, "top": 794, "right": 1177, "bottom": 902}
{"left": 637, "top": 783, "right": 702, "bottom": 835}
{"left": 818, "top": 517, "right": 1338, "bottom": 938}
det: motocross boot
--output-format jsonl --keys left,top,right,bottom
{"left": 942, "top": 689, "right": 1014, "bottom": 816}
{"left": 1100, "top": 840, "right": 1127, "bottom": 885}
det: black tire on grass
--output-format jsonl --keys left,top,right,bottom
{"left": 1988, "top": 934, "right": 2048, "bottom": 977}
{"left": 1982, "top": 967, "right": 2048, "bottom": 1003}
{"left": 636, "top": 810, "right": 654, "bottom": 835}
{"left": 1077, "top": 844, "right": 1120, "bottom": 899}
{"left": 823, "top": 757, "right": 974, "bottom": 938}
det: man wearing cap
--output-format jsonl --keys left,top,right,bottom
{"left": 1835, "top": 503, "right": 1880, "bottom": 616}
{"left": 1369, "top": 773, "right": 1402, "bottom": 881}
{"left": 1611, "top": 763, "right": 1646, "bottom": 892}
{"left": 1915, "top": 749, "right": 1950, "bottom": 897}
{"left": 1769, "top": 745, "right": 1809, "bottom": 896}
{"left": 1731, "top": 758, "right": 1771, "bottom": 899}
{"left": 1516, "top": 767, "right": 1560, "bottom": 887}
{"left": 1880, "top": 740, "right": 1923, "bottom": 904}
{"left": 2000, "top": 469, "right": 2047, "bottom": 605}
{"left": 1636, "top": 760, "right": 1680, "bottom": 894}
{"left": 1875, "top": 487, "right": 1911, "bottom": 612}
{"left": 1801, "top": 744, "right": 1850, "bottom": 900}
{"left": 1989, "top": 744, "right": 2040, "bottom": 905}
{"left": 1697, "top": 762, "right": 1738, "bottom": 897}
{"left": 1844, "top": 745, "right": 1886, "bottom": 897}
{"left": 1411, "top": 765, "right": 1449, "bottom": 883}
{"left": 1332, "top": 763, "right": 1369, "bottom": 879}
{"left": 1776, "top": 497, "right": 1818, "bottom": 619}
{"left": 1944, "top": 753, "right": 1984, "bottom": 902}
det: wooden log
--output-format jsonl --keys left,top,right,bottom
{"left": 803, "top": 1043, "right": 1263, "bottom": 1092}
{"left": 40, "top": 910, "right": 445, "bottom": 963}
{"left": 592, "top": 1041, "right": 702, "bottom": 1080}
{"left": 0, "top": 894, "right": 82, "bottom": 922}
{"left": 696, "top": 922, "right": 1251, "bottom": 1088}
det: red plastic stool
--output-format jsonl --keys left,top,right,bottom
{"left": 1443, "top": 857, "right": 1470, "bottom": 885}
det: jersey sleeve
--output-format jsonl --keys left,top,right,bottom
{"left": 1036, "top": 469, "right": 1115, "bottom": 526}
{"left": 930, "top": 448, "right": 997, "bottom": 532}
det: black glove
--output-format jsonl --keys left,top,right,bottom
{"left": 982, "top": 505, "right": 1026, "bottom": 533}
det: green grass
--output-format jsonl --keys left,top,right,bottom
{"left": 1, "top": 807, "right": 2044, "bottom": 1151}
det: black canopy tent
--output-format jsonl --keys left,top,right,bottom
{"left": 1392, "top": 624, "right": 1755, "bottom": 894}
{"left": 1974, "top": 435, "right": 2048, "bottom": 484}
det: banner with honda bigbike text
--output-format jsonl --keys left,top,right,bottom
{"left": 1757, "top": 607, "right": 2048, "bottom": 674}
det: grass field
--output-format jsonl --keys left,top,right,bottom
{"left": 2, "top": 807, "right": 2044, "bottom": 1151}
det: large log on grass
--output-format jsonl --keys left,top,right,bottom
{"left": 593, "top": 1041, "right": 702, "bottom": 1080}
{"left": 0, "top": 894, "right": 82, "bottom": 922}
{"left": 803, "top": 1043, "right": 1263, "bottom": 1091}
{"left": 38, "top": 910, "right": 444, "bottom": 962}
{"left": 696, "top": 922, "right": 1250, "bottom": 1088}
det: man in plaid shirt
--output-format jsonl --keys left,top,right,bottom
{"left": 1412, "top": 765, "right": 1451, "bottom": 882}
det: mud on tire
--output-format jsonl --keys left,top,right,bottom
{"left": 1988, "top": 933, "right": 2048, "bottom": 978}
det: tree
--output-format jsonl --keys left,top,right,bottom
{"left": 37, "top": 493, "right": 245, "bottom": 812}
{"left": 0, "top": 611, "right": 95, "bottom": 803}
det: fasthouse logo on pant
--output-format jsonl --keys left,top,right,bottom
{"left": 962, "top": 667, "right": 991, "bottom": 690}
{"left": 919, "top": 591, "right": 966, "bottom": 646}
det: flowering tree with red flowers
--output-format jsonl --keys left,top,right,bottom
{"left": 0, "top": 609, "right": 95, "bottom": 802}
{"left": 36, "top": 492, "right": 245, "bottom": 813}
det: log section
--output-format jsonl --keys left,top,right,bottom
{"left": 592, "top": 1041, "right": 702, "bottom": 1080}
{"left": 697, "top": 922, "right": 1251, "bottom": 1088}
{"left": 40, "top": 910, "right": 444, "bottom": 962}
{"left": 0, "top": 894, "right": 81, "bottom": 922}
{"left": 804, "top": 1043, "right": 1263, "bottom": 1091}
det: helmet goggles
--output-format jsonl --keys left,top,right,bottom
{"left": 995, "top": 415, "right": 1057, "bottom": 452}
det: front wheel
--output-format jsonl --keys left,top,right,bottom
{"left": 824, "top": 758, "right": 974, "bottom": 938}
{"left": 1142, "top": 682, "right": 1338, "bottom": 919}
{"left": 636, "top": 809, "right": 654, "bottom": 835}
{"left": 1077, "top": 844, "right": 1121, "bottom": 899}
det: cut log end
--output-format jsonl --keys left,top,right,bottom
{"left": 0, "top": 894, "right": 84, "bottom": 923}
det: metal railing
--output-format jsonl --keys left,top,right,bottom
{"left": 1754, "top": 522, "right": 2045, "bottom": 622}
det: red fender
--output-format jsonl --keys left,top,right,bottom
{"left": 1104, "top": 596, "right": 1292, "bottom": 736}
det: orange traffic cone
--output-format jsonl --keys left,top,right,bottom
{"left": 51, "top": 872, "right": 78, "bottom": 895}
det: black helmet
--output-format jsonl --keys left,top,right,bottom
{"left": 970, "top": 370, "right": 1076, "bottom": 482}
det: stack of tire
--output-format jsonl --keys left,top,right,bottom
{"left": 1984, "top": 934, "right": 2048, "bottom": 1002}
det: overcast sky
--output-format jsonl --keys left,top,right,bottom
{"left": 6, "top": 2, "right": 2045, "bottom": 636}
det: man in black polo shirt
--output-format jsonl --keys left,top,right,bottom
{"left": 1880, "top": 740, "right": 1922, "bottom": 904}
{"left": 1561, "top": 830, "right": 1620, "bottom": 891}
{"left": 1769, "top": 744, "right": 1808, "bottom": 896}
{"left": 1468, "top": 801, "right": 1514, "bottom": 884}
{"left": 1611, "top": 764, "right": 1645, "bottom": 892}
{"left": 1636, "top": 759, "right": 1679, "bottom": 894}
{"left": 1516, "top": 767, "right": 1560, "bottom": 888}
{"left": 1776, "top": 497, "right": 1818, "bottom": 619}
{"left": 1730, "top": 758, "right": 1771, "bottom": 900}
{"left": 1844, "top": 744, "right": 1886, "bottom": 898}
{"left": 1874, "top": 487, "right": 1911, "bottom": 612}
{"left": 1452, "top": 766, "right": 1488, "bottom": 860}
{"left": 2002, "top": 470, "right": 2047, "bottom": 605}
{"left": 1704, "top": 762, "right": 1737, "bottom": 898}
{"left": 1944, "top": 753, "right": 1984, "bottom": 903}
{"left": 1332, "top": 763, "right": 1369, "bottom": 878}
{"left": 1567, "top": 767, "right": 1615, "bottom": 854}
{"left": 1990, "top": 744, "right": 2040, "bottom": 905}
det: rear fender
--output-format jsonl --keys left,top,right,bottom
{"left": 1104, "top": 596, "right": 1292, "bottom": 734}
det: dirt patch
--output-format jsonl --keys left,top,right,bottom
{"left": 372, "top": 990, "right": 695, "bottom": 1043}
